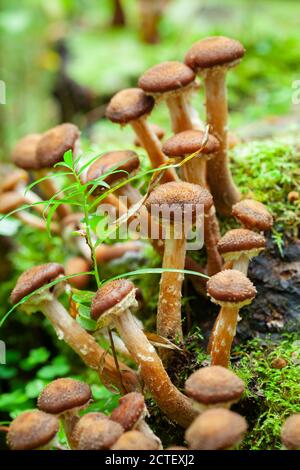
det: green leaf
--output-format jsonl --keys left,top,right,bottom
{"left": 25, "top": 379, "right": 46, "bottom": 398}
{"left": 20, "top": 347, "right": 50, "bottom": 371}
{"left": 63, "top": 149, "right": 74, "bottom": 168}
{"left": 76, "top": 315, "right": 97, "bottom": 332}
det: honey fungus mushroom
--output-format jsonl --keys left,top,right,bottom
{"left": 111, "top": 430, "right": 159, "bottom": 450}
{"left": 281, "top": 414, "right": 300, "bottom": 450}
{"left": 232, "top": 199, "right": 274, "bottom": 232}
{"left": 74, "top": 415, "right": 124, "bottom": 450}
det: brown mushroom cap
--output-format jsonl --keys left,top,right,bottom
{"left": 185, "top": 366, "right": 244, "bottom": 405}
{"left": 12, "top": 133, "right": 42, "bottom": 170}
{"left": 0, "top": 169, "right": 29, "bottom": 193}
{"left": 185, "top": 36, "right": 245, "bottom": 70}
{"left": 162, "top": 130, "right": 220, "bottom": 156}
{"left": 7, "top": 410, "right": 59, "bottom": 450}
{"left": 281, "top": 414, "right": 300, "bottom": 450}
{"left": 106, "top": 88, "right": 154, "bottom": 124}
{"left": 166, "top": 446, "right": 188, "bottom": 450}
{"left": 76, "top": 417, "right": 123, "bottom": 450}
{"left": 0, "top": 191, "right": 25, "bottom": 214}
{"left": 217, "top": 229, "right": 266, "bottom": 257}
{"left": 38, "top": 378, "right": 92, "bottom": 414}
{"left": 232, "top": 199, "right": 273, "bottom": 232}
{"left": 111, "top": 392, "right": 146, "bottom": 431}
{"left": 185, "top": 408, "right": 247, "bottom": 450}
{"left": 65, "top": 257, "right": 90, "bottom": 290}
{"left": 207, "top": 269, "right": 256, "bottom": 305}
{"left": 86, "top": 150, "right": 140, "bottom": 188}
{"left": 91, "top": 279, "right": 136, "bottom": 321}
{"left": 36, "top": 123, "right": 80, "bottom": 168}
{"left": 134, "top": 123, "right": 165, "bottom": 147}
{"left": 138, "top": 61, "right": 195, "bottom": 94}
{"left": 111, "top": 430, "right": 158, "bottom": 450}
{"left": 72, "top": 412, "right": 109, "bottom": 448}
{"left": 10, "top": 263, "right": 65, "bottom": 304}
{"left": 145, "top": 182, "right": 213, "bottom": 221}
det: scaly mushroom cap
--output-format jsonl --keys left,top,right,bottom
{"left": 185, "top": 366, "right": 244, "bottom": 405}
{"left": 65, "top": 257, "right": 90, "bottom": 290}
{"left": 207, "top": 269, "right": 256, "bottom": 306}
{"left": 162, "top": 130, "right": 220, "bottom": 156}
{"left": 217, "top": 229, "right": 266, "bottom": 261}
{"left": 86, "top": 150, "right": 140, "bottom": 188}
{"left": 232, "top": 199, "right": 273, "bottom": 232}
{"left": 106, "top": 88, "right": 154, "bottom": 124}
{"left": 0, "top": 169, "right": 29, "bottom": 193}
{"left": 111, "top": 430, "right": 158, "bottom": 450}
{"left": 185, "top": 36, "right": 245, "bottom": 70}
{"left": 12, "top": 133, "right": 42, "bottom": 170}
{"left": 111, "top": 392, "right": 146, "bottom": 431}
{"left": 91, "top": 279, "right": 136, "bottom": 322}
{"left": 0, "top": 191, "right": 25, "bottom": 214}
{"left": 145, "top": 181, "right": 213, "bottom": 221}
{"left": 7, "top": 410, "right": 59, "bottom": 450}
{"left": 72, "top": 412, "right": 109, "bottom": 448}
{"left": 10, "top": 263, "right": 65, "bottom": 304}
{"left": 38, "top": 378, "right": 92, "bottom": 414}
{"left": 281, "top": 414, "right": 300, "bottom": 450}
{"left": 76, "top": 417, "right": 123, "bottom": 450}
{"left": 138, "top": 61, "right": 195, "bottom": 94}
{"left": 134, "top": 123, "right": 165, "bottom": 146}
{"left": 36, "top": 123, "right": 80, "bottom": 168}
{"left": 185, "top": 408, "right": 247, "bottom": 450}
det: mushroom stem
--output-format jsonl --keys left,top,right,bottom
{"left": 166, "top": 94, "right": 194, "bottom": 134}
{"left": 204, "top": 207, "right": 222, "bottom": 276}
{"left": 16, "top": 211, "right": 60, "bottom": 235}
{"left": 232, "top": 254, "right": 249, "bottom": 275}
{"left": 60, "top": 411, "right": 79, "bottom": 449}
{"left": 39, "top": 297, "right": 137, "bottom": 392}
{"left": 113, "top": 309, "right": 197, "bottom": 427}
{"left": 181, "top": 153, "right": 207, "bottom": 188}
{"left": 204, "top": 67, "right": 240, "bottom": 215}
{"left": 209, "top": 305, "right": 239, "bottom": 368}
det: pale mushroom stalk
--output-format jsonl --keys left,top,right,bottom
{"left": 209, "top": 304, "right": 239, "bottom": 368}
{"left": 166, "top": 93, "right": 194, "bottom": 133}
{"left": 204, "top": 206, "right": 222, "bottom": 276}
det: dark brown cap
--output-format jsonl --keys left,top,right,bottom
{"left": 86, "top": 150, "right": 140, "bottom": 188}
{"left": 38, "top": 378, "right": 92, "bottom": 414}
{"left": 217, "top": 229, "right": 265, "bottom": 257}
{"left": 138, "top": 61, "right": 195, "bottom": 94}
{"left": 134, "top": 123, "right": 165, "bottom": 147}
{"left": 232, "top": 199, "right": 273, "bottom": 232}
{"left": 0, "top": 169, "right": 29, "bottom": 193}
{"left": 71, "top": 412, "right": 109, "bottom": 448}
{"left": 106, "top": 88, "right": 154, "bottom": 124}
{"left": 207, "top": 269, "right": 256, "bottom": 305}
{"left": 185, "top": 408, "right": 247, "bottom": 450}
{"left": 185, "top": 366, "right": 244, "bottom": 405}
{"left": 281, "top": 414, "right": 300, "bottom": 450}
{"left": 91, "top": 279, "right": 136, "bottom": 321}
{"left": 111, "top": 430, "right": 158, "bottom": 450}
{"left": 7, "top": 410, "right": 59, "bottom": 450}
{"left": 0, "top": 191, "right": 25, "bottom": 214}
{"left": 65, "top": 257, "right": 90, "bottom": 290}
{"left": 75, "top": 417, "right": 123, "bottom": 450}
{"left": 12, "top": 134, "right": 42, "bottom": 170}
{"left": 162, "top": 130, "right": 220, "bottom": 156}
{"left": 36, "top": 123, "right": 80, "bottom": 168}
{"left": 111, "top": 392, "right": 145, "bottom": 431}
{"left": 10, "top": 263, "right": 65, "bottom": 304}
{"left": 144, "top": 182, "right": 213, "bottom": 221}
{"left": 185, "top": 36, "right": 245, "bottom": 70}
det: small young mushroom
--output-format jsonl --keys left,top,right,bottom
{"left": 218, "top": 228, "right": 266, "bottom": 275}
{"left": 232, "top": 199, "right": 274, "bottom": 232}
{"left": 185, "top": 408, "right": 247, "bottom": 450}
{"left": 185, "top": 366, "right": 244, "bottom": 411}
{"left": 281, "top": 414, "right": 300, "bottom": 450}
{"left": 12, "top": 133, "right": 42, "bottom": 170}
{"left": 138, "top": 61, "right": 198, "bottom": 133}
{"left": 185, "top": 36, "right": 245, "bottom": 215}
{"left": 71, "top": 412, "right": 109, "bottom": 449}
{"left": 134, "top": 123, "right": 165, "bottom": 147}
{"left": 91, "top": 279, "right": 197, "bottom": 428}
{"left": 74, "top": 415, "right": 124, "bottom": 450}
{"left": 65, "top": 256, "right": 91, "bottom": 289}
{"left": 10, "top": 263, "right": 137, "bottom": 393}
{"left": 106, "top": 88, "right": 177, "bottom": 182}
{"left": 111, "top": 430, "right": 158, "bottom": 450}
{"left": 145, "top": 182, "right": 213, "bottom": 342}
{"left": 207, "top": 270, "right": 256, "bottom": 367}
{"left": 7, "top": 410, "right": 59, "bottom": 450}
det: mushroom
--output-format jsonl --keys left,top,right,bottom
{"left": 134, "top": 123, "right": 165, "bottom": 147}
{"left": 166, "top": 446, "right": 188, "bottom": 450}
{"left": 185, "top": 36, "right": 245, "bottom": 215}
{"left": 111, "top": 430, "right": 158, "bottom": 450}
{"left": 185, "top": 408, "right": 247, "bottom": 450}
{"left": 138, "top": 61, "right": 198, "bottom": 133}
{"left": 71, "top": 412, "right": 109, "bottom": 448}
{"left": 10, "top": 263, "right": 138, "bottom": 393}
{"left": 95, "top": 241, "right": 143, "bottom": 264}
{"left": 65, "top": 256, "right": 91, "bottom": 289}
{"left": 281, "top": 414, "right": 300, "bottom": 450}
{"left": 38, "top": 378, "right": 92, "bottom": 449}
{"left": 144, "top": 182, "right": 213, "bottom": 342}
{"left": 232, "top": 199, "right": 274, "bottom": 232}
{"left": 185, "top": 366, "right": 244, "bottom": 411}
{"left": 91, "top": 279, "right": 197, "bottom": 428}
{"left": 137, "top": 0, "right": 167, "bottom": 44}
{"left": 106, "top": 88, "right": 177, "bottom": 182}
{"left": 206, "top": 269, "right": 256, "bottom": 367}
{"left": 218, "top": 228, "right": 266, "bottom": 275}
{"left": 7, "top": 410, "right": 59, "bottom": 450}
{"left": 73, "top": 414, "right": 124, "bottom": 450}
